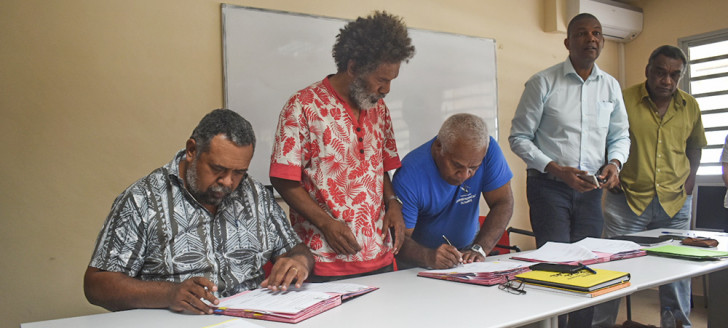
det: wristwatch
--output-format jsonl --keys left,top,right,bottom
{"left": 470, "top": 244, "right": 487, "bottom": 258}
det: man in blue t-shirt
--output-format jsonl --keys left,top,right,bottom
{"left": 392, "top": 114, "right": 513, "bottom": 269}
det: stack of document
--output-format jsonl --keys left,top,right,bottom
{"left": 516, "top": 268, "right": 631, "bottom": 298}
{"left": 510, "top": 237, "right": 646, "bottom": 265}
{"left": 418, "top": 261, "right": 530, "bottom": 286}
{"left": 214, "top": 282, "right": 377, "bottom": 323}
{"left": 644, "top": 245, "right": 728, "bottom": 261}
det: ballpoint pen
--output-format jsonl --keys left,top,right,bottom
{"left": 442, "top": 235, "right": 453, "bottom": 246}
{"left": 442, "top": 235, "right": 464, "bottom": 264}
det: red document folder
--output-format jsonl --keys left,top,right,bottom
{"left": 417, "top": 261, "right": 531, "bottom": 286}
{"left": 214, "top": 293, "right": 341, "bottom": 323}
{"left": 417, "top": 268, "right": 529, "bottom": 286}
{"left": 213, "top": 283, "right": 378, "bottom": 323}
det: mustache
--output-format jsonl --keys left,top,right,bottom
{"left": 210, "top": 184, "right": 232, "bottom": 194}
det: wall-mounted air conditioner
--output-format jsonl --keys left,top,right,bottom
{"left": 567, "top": 0, "right": 643, "bottom": 42}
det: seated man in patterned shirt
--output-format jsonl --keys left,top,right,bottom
{"left": 84, "top": 109, "right": 313, "bottom": 315}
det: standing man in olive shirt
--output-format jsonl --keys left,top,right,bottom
{"left": 597, "top": 45, "right": 707, "bottom": 328}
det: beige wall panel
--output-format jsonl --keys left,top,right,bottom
{"left": 7, "top": 0, "right": 697, "bottom": 326}
{"left": 623, "top": 0, "right": 728, "bottom": 87}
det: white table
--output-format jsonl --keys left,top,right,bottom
{"left": 21, "top": 268, "right": 630, "bottom": 328}
{"left": 619, "top": 228, "right": 728, "bottom": 328}
{"left": 22, "top": 229, "right": 728, "bottom": 328}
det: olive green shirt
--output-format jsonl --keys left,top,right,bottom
{"left": 620, "top": 82, "right": 707, "bottom": 217}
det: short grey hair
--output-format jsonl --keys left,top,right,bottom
{"left": 437, "top": 113, "right": 489, "bottom": 152}
{"left": 648, "top": 45, "right": 688, "bottom": 68}
{"left": 190, "top": 109, "right": 256, "bottom": 155}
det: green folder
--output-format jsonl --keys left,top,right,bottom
{"left": 645, "top": 245, "right": 728, "bottom": 261}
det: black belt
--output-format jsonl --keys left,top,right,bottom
{"left": 526, "top": 169, "right": 561, "bottom": 181}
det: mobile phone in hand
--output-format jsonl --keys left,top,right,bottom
{"left": 577, "top": 174, "right": 600, "bottom": 187}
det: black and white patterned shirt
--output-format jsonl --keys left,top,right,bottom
{"left": 89, "top": 150, "right": 301, "bottom": 297}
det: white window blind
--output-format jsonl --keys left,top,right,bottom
{"left": 680, "top": 29, "right": 728, "bottom": 176}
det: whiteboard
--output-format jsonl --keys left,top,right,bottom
{"left": 222, "top": 5, "right": 498, "bottom": 185}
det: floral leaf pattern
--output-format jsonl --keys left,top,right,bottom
{"left": 269, "top": 78, "right": 401, "bottom": 275}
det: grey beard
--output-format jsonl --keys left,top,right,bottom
{"left": 186, "top": 159, "right": 231, "bottom": 206}
{"left": 349, "top": 77, "right": 383, "bottom": 110}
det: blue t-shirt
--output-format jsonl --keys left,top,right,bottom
{"left": 392, "top": 136, "right": 513, "bottom": 249}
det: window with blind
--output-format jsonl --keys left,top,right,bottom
{"left": 679, "top": 29, "right": 728, "bottom": 176}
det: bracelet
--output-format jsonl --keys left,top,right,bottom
{"left": 386, "top": 195, "right": 403, "bottom": 207}
{"left": 607, "top": 160, "right": 621, "bottom": 173}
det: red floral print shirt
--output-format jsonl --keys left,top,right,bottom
{"left": 270, "top": 77, "right": 401, "bottom": 276}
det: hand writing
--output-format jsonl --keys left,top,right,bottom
{"left": 428, "top": 244, "right": 462, "bottom": 269}
{"left": 167, "top": 277, "right": 218, "bottom": 315}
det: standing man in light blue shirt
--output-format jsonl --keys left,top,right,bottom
{"left": 509, "top": 13, "right": 629, "bottom": 328}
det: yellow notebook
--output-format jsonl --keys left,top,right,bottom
{"left": 515, "top": 268, "right": 630, "bottom": 292}
{"left": 525, "top": 281, "right": 631, "bottom": 298}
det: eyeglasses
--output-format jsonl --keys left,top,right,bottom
{"left": 498, "top": 277, "right": 526, "bottom": 295}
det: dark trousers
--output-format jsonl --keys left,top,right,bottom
{"left": 526, "top": 176, "right": 604, "bottom": 247}
{"left": 526, "top": 176, "right": 604, "bottom": 328}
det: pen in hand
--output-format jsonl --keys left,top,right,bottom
{"left": 442, "top": 235, "right": 453, "bottom": 246}
{"left": 442, "top": 235, "right": 463, "bottom": 265}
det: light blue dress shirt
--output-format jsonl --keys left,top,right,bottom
{"left": 509, "top": 58, "right": 630, "bottom": 174}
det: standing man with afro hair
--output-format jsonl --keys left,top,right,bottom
{"left": 270, "top": 11, "right": 415, "bottom": 281}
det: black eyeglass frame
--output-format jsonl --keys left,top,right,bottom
{"left": 498, "top": 277, "right": 527, "bottom": 295}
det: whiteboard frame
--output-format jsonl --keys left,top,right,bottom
{"left": 222, "top": 4, "right": 498, "bottom": 185}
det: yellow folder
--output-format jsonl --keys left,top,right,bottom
{"left": 515, "top": 268, "right": 630, "bottom": 292}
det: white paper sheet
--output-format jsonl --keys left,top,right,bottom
{"left": 217, "top": 289, "right": 334, "bottom": 314}
{"left": 295, "top": 282, "right": 371, "bottom": 294}
{"left": 573, "top": 237, "right": 642, "bottom": 254}
{"left": 515, "top": 242, "right": 598, "bottom": 262}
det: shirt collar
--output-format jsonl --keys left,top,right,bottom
{"left": 165, "top": 149, "right": 187, "bottom": 185}
{"left": 323, "top": 75, "right": 372, "bottom": 124}
{"left": 323, "top": 75, "right": 349, "bottom": 106}
{"left": 563, "top": 56, "right": 603, "bottom": 81}
{"left": 639, "top": 81, "right": 687, "bottom": 110}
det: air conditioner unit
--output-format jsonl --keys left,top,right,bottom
{"left": 567, "top": 0, "right": 643, "bottom": 42}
